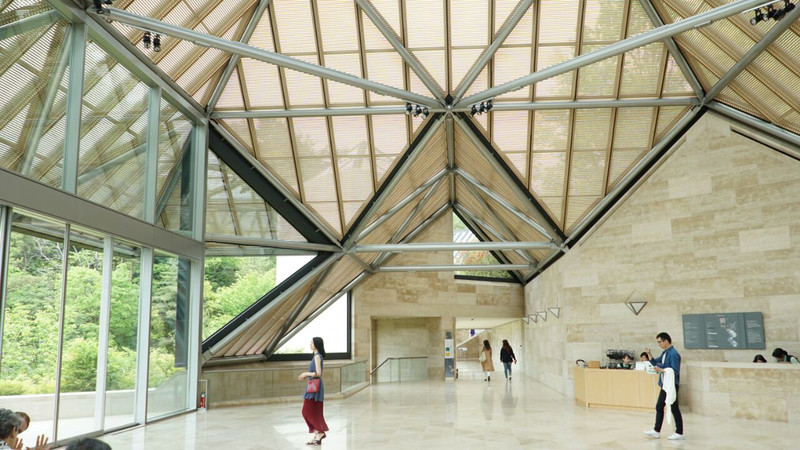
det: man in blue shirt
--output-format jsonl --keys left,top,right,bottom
{"left": 643, "top": 332, "right": 684, "bottom": 441}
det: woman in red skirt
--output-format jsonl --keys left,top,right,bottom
{"left": 298, "top": 337, "right": 329, "bottom": 445}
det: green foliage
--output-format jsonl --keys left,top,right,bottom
{"left": 204, "top": 258, "right": 239, "bottom": 290}
{"left": 202, "top": 257, "right": 278, "bottom": 339}
{"left": 61, "top": 339, "right": 98, "bottom": 392}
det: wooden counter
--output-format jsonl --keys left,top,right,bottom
{"left": 574, "top": 367, "right": 660, "bottom": 411}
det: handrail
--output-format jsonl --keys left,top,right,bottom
{"left": 370, "top": 356, "right": 427, "bottom": 375}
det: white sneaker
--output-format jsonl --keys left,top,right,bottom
{"left": 667, "top": 433, "right": 685, "bottom": 440}
{"left": 643, "top": 430, "right": 660, "bottom": 439}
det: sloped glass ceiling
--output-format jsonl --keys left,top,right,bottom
{"left": 453, "top": 213, "right": 512, "bottom": 279}
{"left": 97, "top": 0, "right": 800, "bottom": 246}
{"left": 206, "top": 151, "right": 307, "bottom": 244}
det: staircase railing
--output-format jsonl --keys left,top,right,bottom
{"left": 370, "top": 356, "right": 427, "bottom": 383}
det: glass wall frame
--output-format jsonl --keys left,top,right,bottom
{"left": 0, "top": 2, "right": 208, "bottom": 447}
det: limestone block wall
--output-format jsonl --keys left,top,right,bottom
{"left": 354, "top": 213, "right": 524, "bottom": 379}
{"left": 522, "top": 114, "right": 800, "bottom": 406}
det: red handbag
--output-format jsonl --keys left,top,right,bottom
{"left": 307, "top": 378, "right": 320, "bottom": 393}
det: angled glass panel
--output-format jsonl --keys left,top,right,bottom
{"left": 203, "top": 253, "right": 315, "bottom": 341}
{"left": 155, "top": 99, "right": 194, "bottom": 233}
{"left": 105, "top": 238, "right": 142, "bottom": 430}
{"left": 0, "top": 210, "right": 65, "bottom": 441}
{"left": 331, "top": 116, "right": 373, "bottom": 226}
{"left": 453, "top": 213, "right": 512, "bottom": 279}
{"left": 251, "top": 117, "right": 299, "bottom": 195}
{"left": 147, "top": 251, "right": 191, "bottom": 420}
{"left": 275, "top": 293, "right": 349, "bottom": 354}
{"left": 370, "top": 114, "right": 409, "bottom": 182}
{"left": 77, "top": 42, "right": 150, "bottom": 219}
{"left": 58, "top": 226, "right": 105, "bottom": 440}
{"left": 205, "top": 152, "right": 306, "bottom": 242}
{"left": 0, "top": 12, "right": 69, "bottom": 187}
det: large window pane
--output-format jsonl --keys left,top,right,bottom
{"left": 155, "top": 101, "right": 194, "bottom": 234}
{"left": 147, "top": 252, "right": 191, "bottom": 420}
{"left": 276, "top": 293, "right": 349, "bottom": 355}
{"left": 0, "top": 212, "right": 65, "bottom": 442}
{"left": 105, "top": 240, "right": 141, "bottom": 429}
{"left": 57, "top": 227, "right": 104, "bottom": 440}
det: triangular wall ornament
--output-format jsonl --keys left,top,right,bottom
{"left": 548, "top": 307, "right": 561, "bottom": 318}
{"left": 529, "top": 314, "right": 538, "bottom": 324}
{"left": 626, "top": 301, "right": 648, "bottom": 316}
{"left": 537, "top": 311, "right": 548, "bottom": 321}
{"left": 522, "top": 316, "right": 530, "bottom": 324}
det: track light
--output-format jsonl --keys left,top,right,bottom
{"left": 469, "top": 99, "right": 494, "bottom": 117}
{"left": 404, "top": 103, "right": 429, "bottom": 119}
{"left": 750, "top": 1, "right": 796, "bottom": 25}
{"left": 92, "top": 0, "right": 110, "bottom": 14}
{"left": 142, "top": 31, "right": 151, "bottom": 49}
{"left": 153, "top": 33, "right": 161, "bottom": 52}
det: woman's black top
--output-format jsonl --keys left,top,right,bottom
{"left": 500, "top": 347, "right": 515, "bottom": 363}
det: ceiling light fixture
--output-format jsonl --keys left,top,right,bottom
{"left": 750, "top": 8, "right": 765, "bottom": 24}
{"left": 405, "top": 102, "right": 413, "bottom": 115}
{"left": 752, "top": 1, "right": 795, "bottom": 25}
{"left": 469, "top": 99, "right": 494, "bottom": 117}
{"left": 152, "top": 33, "right": 161, "bottom": 52}
{"left": 142, "top": 31, "right": 151, "bottom": 49}
{"left": 93, "top": 0, "right": 113, "bottom": 14}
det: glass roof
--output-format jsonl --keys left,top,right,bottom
{"left": 8, "top": 0, "right": 800, "bottom": 357}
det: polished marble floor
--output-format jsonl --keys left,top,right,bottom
{"left": 80, "top": 366, "right": 798, "bottom": 449}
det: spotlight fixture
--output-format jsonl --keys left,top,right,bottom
{"left": 404, "top": 103, "right": 429, "bottom": 118}
{"left": 750, "top": 1, "right": 796, "bottom": 25}
{"left": 142, "top": 31, "right": 151, "bottom": 49}
{"left": 469, "top": 99, "right": 494, "bottom": 117}
{"left": 153, "top": 33, "right": 161, "bottom": 52}
{"left": 92, "top": 0, "right": 109, "bottom": 14}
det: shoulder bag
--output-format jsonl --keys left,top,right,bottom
{"left": 307, "top": 377, "right": 320, "bottom": 393}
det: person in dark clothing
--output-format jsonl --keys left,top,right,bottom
{"left": 771, "top": 348, "right": 799, "bottom": 363}
{"left": 499, "top": 339, "right": 517, "bottom": 381}
{"left": 643, "top": 332, "right": 684, "bottom": 441}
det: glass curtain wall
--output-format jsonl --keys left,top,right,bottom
{"left": 147, "top": 251, "right": 191, "bottom": 420}
{"left": 0, "top": 211, "right": 65, "bottom": 440}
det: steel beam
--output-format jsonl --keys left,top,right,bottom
{"left": 90, "top": 7, "right": 439, "bottom": 108}
{"left": 205, "top": 233, "right": 340, "bottom": 253}
{"left": 20, "top": 24, "right": 72, "bottom": 175}
{"left": 356, "top": 0, "right": 444, "bottom": 102}
{"left": 0, "top": 207, "right": 12, "bottom": 368}
{"left": 377, "top": 264, "right": 531, "bottom": 272}
{"left": 457, "top": 0, "right": 766, "bottom": 107}
{"left": 704, "top": 5, "right": 800, "bottom": 104}
{"left": 456, "top": 97, "right": 699, "bottom": 112}
{"left": 371, "top": 204, "right": 450, "bottom": 267}
{"left": 638, "top": 0, "right": 705, "bottom": 98}
{"left": 354, "top": 242, "right": 556, "bottom": 252}
{"left": 261, "top": 260, "right": 337, "bottom": 356}
{"left": 273, "top": 273, "right": 367, "bottom": 352}
{"left": 343, "top": 116, "right": 444, "bottom": 246}
{"left": 456, "top": 169, "right": 550, "bottom": 238}
{"left": 455, "top": 116, "right": 565, "bottom": 242}
{"left": 206, "top": 0, "right": 273, "bottom": 111}
{"left": 457, "top": 179, "right": 539, "bottom": 264}
{"left": 708, "top": 101, "right": 800, "bottom": 158}
{"left": 0, "top": 9, "right": 60, "bottom": 41}
{"left": 205, "top": 252, "right": 340, "bottom": 357}
{"left": 210, "top": 105, "right": 443, "bottom": 119}
{"left": 144, "top": 86, "right": 161, "bottom": 223}
{"left": 446, "top": 115, "right": 455, "bottom": 205}
{"left": 61, "top": 22, "right": 87, "bottom": 194}
{"left": 356, "top": 169, "right": 447, "bottom": 241}
{"left": 566, "top": 106, "right": 704, "bottom": 246}
{"left": 453, "top": 0, "right": 535, "bottom": 102}
{"left": 452, "top": 205, "right": 526, "bottom": 282}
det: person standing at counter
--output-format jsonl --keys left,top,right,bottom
{"left": 642, "top": 332, "right": 684, "bottom": 441}
{"left": 771, "top": 348, "right": 799, "bottom": 363}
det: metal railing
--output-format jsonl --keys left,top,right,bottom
{"left": 370, "top": 356, "right": 427, "bottom": 383}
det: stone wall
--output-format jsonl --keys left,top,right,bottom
{"left": 354, "top": 212, "right": 524, "bottom": 379}
{"left": 522, "top": 114, "right": 800, "bottom": 408}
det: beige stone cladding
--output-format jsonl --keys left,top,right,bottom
{"left": 522, "top": 114, "right": 800, "bottom": 421}
{"left": 354, "top": 212, "right": 524, "bottom": 380}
